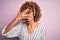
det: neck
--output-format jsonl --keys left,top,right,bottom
{"left": 27, "top": 19, "right": 38, "bottom": 28}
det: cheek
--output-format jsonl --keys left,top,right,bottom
{"left": 29, "top": 15, "right": 34, "bottom": 19}
{"left": 28, "top": 12, "right": 34, "bottom": 19}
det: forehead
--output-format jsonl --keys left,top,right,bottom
{"left": 26, "top": 9, "right": 33, "bottom": 14}
{"left": 21, "top": 5, "right": 34, "bottom": 12}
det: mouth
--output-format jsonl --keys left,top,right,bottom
{"left": 22, "top": 19, "right": 29, "bottom": 22}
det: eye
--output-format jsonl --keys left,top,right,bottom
{"left": 26, "top": 11, "right": 31, "bottom": 14}
{"left": 25, "top": 10, "right": 32, "bottom": 14}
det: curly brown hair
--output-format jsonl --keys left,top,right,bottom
{"left": 19, "top": 1, "right": 42, "bottom": 22}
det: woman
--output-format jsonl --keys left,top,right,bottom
{"left": 2, "top": 1, "right": 46, "bottom": 40}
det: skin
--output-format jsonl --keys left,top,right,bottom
{"left": 3, "top": 8, "right": 39, "bottom": 35}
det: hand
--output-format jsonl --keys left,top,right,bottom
{"left": 15, "top": 8, "right": 29, "bottom": 21}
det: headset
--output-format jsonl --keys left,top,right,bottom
{"left": 34, "top": 7, "right": 35, "bottom": 16}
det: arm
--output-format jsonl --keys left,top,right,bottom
{"left": 3, "top": 8, "right": 29, "bottom": 34}
{"left": 3, "top": 17, "right": 19, "bottom": 34}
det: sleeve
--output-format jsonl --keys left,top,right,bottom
{"left": 41, "top": 24, "right": 46, "bottom": 40}
{"left": 2, "top": 23, "right": 21, "bottom": 38}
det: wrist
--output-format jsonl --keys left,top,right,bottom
{"left": 14, "top": 17, "right": 19, "bottom": 22}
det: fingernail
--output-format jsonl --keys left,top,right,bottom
{"left": 27, "top": 8, "right": 29, "bottom": 10}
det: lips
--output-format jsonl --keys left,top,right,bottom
{"left": 22, "top": 19, "right": 29, "bottom": 22}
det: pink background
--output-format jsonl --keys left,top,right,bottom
{"left": 0, "top": 0, "right": 60, "bottom": 40}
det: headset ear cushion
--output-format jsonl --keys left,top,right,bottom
{"left": 34, "top": 7, "right": 35, "bottom": 16}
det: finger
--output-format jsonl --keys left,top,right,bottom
{"left": 17, "top": 9, "right": 21, "bottom": 14}
{"left": 21, "top": 8, "right": 29, "bottom": 14}
{"left": 19, "top": 9, "right": 21, "bottom": 13}
{"left": 17, "top": 11, "right": 20, "bottom": 14}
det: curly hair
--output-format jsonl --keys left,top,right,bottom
{"left": 19, "top": 1, "right": 42, "bottom": 22}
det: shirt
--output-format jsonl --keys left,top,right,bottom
{"left": 2, "top": 22, "right": 46, "bottom": 40}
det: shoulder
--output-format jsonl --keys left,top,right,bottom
{"left": 38, "top": 23, "right": 46, "bottom": 33}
